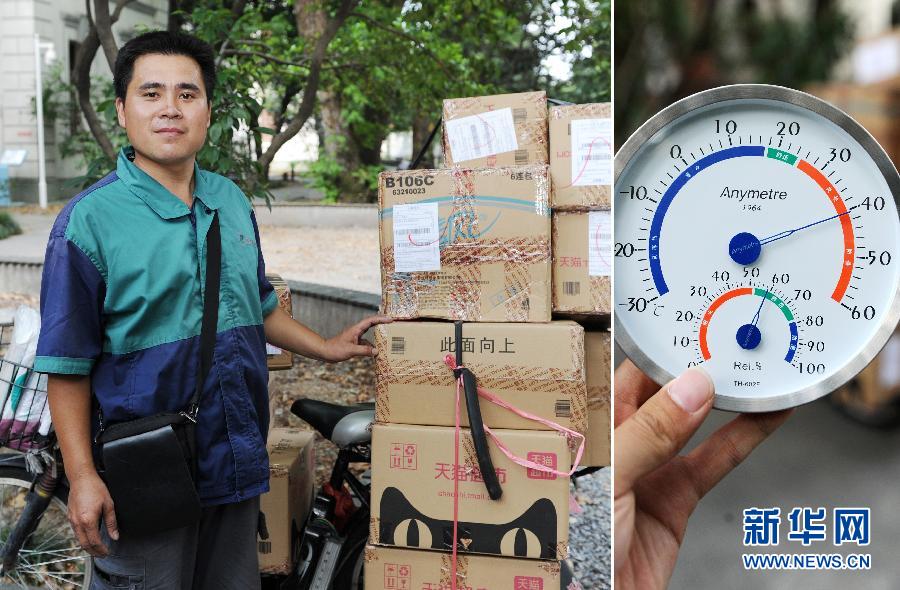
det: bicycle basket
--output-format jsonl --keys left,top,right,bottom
{"left": 0, "top": 317, "right": 53, "bottom": 451}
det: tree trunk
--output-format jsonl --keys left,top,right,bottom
{"left": 318, "top": 89, "right": 370, "bottom": 202}
{"left": 258, "top": 0, "right": 357, "bottom": 176}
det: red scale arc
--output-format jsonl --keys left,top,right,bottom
{"left": 699, "top": 287, "right": 753, "bottom": 360}
{"left": 796, "top": 160, "right": 854, "bottom": 302}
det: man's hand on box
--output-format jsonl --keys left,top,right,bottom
{"left": 322, "top": 314, "right": 394, "bottom": 362}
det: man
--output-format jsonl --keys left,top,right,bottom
{"left": 34, "top": 30, "right": 389, "bottom": 589}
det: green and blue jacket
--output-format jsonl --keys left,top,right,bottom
{"left": 35, "top": 146, "right": 277, "bottom": 505}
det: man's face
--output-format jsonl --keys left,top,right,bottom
{"left": 115, "top": 53, "right": 211, "bottom": 165}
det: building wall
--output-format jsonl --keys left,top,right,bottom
{"left": 0, "top": 0, "right": 167, "bottom": 202}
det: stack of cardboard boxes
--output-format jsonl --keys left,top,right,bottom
{"left": 548, "top": 103, "right": 614, "bottom": 469}
{"left": 366, "top": 92, "right": 612, "bottom": 588}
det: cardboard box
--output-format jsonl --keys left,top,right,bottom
{"left": 265, "top": 274, "right": 293, "bottom": 371}
{"left": 549, "top": 103, "right": 612, "bottom": 209}
{"left": 370, "top": 423, "right": 570, "bottom": 560}
{"left": 804, "top": 82, "right": 900, "bottom": 166}
{"left": 442, "top": 91, "right": 548, "bottom": 168}
{"left": 582, "top": 330, "right": 611, "bottom": 467}
{"left": 379, "top": 166, "right": 551, "bottom": 322}
{"left": 374, "top": 321, "right": 587, "bottom": 433}
{"left": 551, "top": 210, "right": 611, "bottom": 315}
{"left": 364, "top": 545, "right": 561, "bottom": 590}
{"left": 258, "top": 428, "right": 316, "bottom": 574}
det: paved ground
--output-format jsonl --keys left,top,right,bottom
{"left": 0, "top": 214, "right": 52, "bottom": 264}
{"left": 0, "top": 210, "right": 382, "bottom": 294}
{"left": 256, "top": 225, "right": 380, "bottom": 294}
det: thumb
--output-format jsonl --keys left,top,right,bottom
{"left": 103, "top": 497, "right": 119, "bottom": 541}
{"left": 614, "top": 367, "right": 715, "bottom": 492}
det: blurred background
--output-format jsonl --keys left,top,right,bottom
{"left": 615, "top": 1, "right": 900, "bottom": 588}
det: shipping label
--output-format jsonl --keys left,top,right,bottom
{"left": 570, "top": 118, "right": 612, "bottom": 186}
{"left": 588, "top": 210, "right": 611, "bottom": 277}
{"left": 393, "top": 203, "right": 441, "bottom": 272}
{"left": 445, "top": 107, "right": 519, "bottom": 162}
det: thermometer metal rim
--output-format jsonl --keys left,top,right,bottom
{"left": 614, "top": 84, "right": 900, "bottom": 412}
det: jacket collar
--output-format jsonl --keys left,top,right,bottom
{"left": 116, "top": 146, "right": 222, "bottom": 219}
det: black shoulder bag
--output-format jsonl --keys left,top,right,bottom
{"left": 96, "top": 213, "right": 221, "bottom": 535}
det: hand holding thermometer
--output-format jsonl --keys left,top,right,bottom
{"left": 615, "top": 85, "right": 900, "bottom": 412}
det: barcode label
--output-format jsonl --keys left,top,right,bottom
{"left": 563, "top": 281, "right": 580, "bottom": 296}
{"left": 513, "top": 107, "right": 527, "bottom": 123}
{"left": 515, "top": 149, "right": 529, "bottom": 165}
{"left": 401, "top": 227, "right": 432, "bottom": 236}
{"left": 555, "top": 399, "right": 571, "bottom": 417}
{"left": 258, "top": 541, "right": 272, "bottom": 554}
{"left": 470, "top": 123, "right": 487, "bottom": 153}
{"left": 391, "top": 336, "right": 406, "bottom": 354}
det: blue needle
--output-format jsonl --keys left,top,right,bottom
{"left": 759, "top": 205, "right": 858, "bottom": 245}
{"left": 736, "top": 289, "right": 768, "bottom": 350}
{"left": 750, "top": 290, "right": 767, "bottom": 327}
{"left": 729, "top": 205, "right": 858, "bottom": 265}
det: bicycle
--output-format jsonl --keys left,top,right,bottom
{"left": 0, "top": 357, "right": 582, "bottom": 589}
{"left": 0, "top": 389, "right": 375, "bottom": 590}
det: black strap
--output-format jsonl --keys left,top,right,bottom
{"left": 409, "top": 118, "right": 442, "bottom": 170}
{"left": 547, "top": 97, "right": 574, "bottom": 106}
{"left": 188, "top": 214, "right": 221, "bottom": 416}
{"left": 453, "top": 321, "right": 503, "bottom": 500}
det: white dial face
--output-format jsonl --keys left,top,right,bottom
{"left": 615, "top": 87, "right": 900, "bottom": 411}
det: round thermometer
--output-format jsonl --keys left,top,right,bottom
{"left": 615, "top": 85, "right": 900, "bottom": 411}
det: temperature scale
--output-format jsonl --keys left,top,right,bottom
{"left": 614, "top": 85, "right": 900, "bottom": 411}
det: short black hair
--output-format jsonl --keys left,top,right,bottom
{"left": 114, "top": 31, "right": 216, "bottom": 104}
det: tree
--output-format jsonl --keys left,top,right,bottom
{"left": 614, "top": 0, "right": 852, "bottom": 147}
{"left": 57, "top": 0, "right": 611, "bottom": 203}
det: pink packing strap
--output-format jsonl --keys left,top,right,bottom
{"left": 450, "top": 359, "right": 463, "bottom": 589}
{"left": 443, "top": 355, "right": 585, "bottom": 475}
{"left": 445, "top": 354, "right": 585, "bottom": 590}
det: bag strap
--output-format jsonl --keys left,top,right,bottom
{"left": 186, "top": 213, "right": 221, "bottom": 419}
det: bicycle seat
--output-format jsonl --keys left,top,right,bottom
{"left": 291, "top": 398, "right": 374, "bottom": 447}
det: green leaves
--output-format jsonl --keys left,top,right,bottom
{"left": 52, "top": 0, "right": 607, "bottom": 206}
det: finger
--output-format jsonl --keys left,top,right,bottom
{"left": 70, "top": 521, "right": 91, "bottom": 556}
{"left": 80, "top": 513, "right": 108, "bottom": 557}
{"left": 684, "top": 410, "right": 792, "bottom": 499}
{"left": 103, "top": 498, "right": 120, "bottom": 541}
{"left": 614, "top": 359, "right": 661, "bottom": 426}
{"left": 353, "top": 314, "right": 393, "bottom": 336}
{"left": 615, "top": 368, "right": 715, "bottom": 493}
{"left": 352, "top": 343, "right": 375, "bottom": 358}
